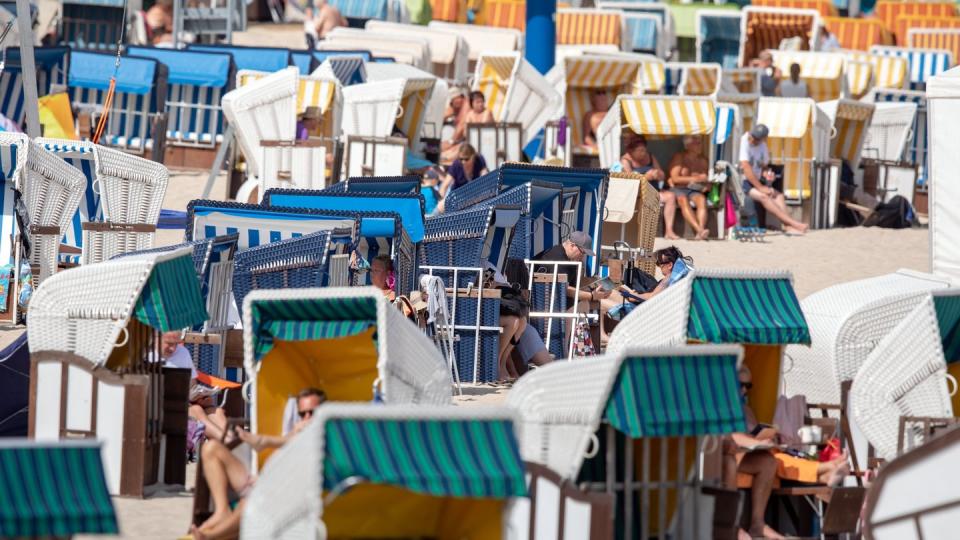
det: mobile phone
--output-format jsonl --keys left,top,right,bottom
{"left": 750, "top": 423, "right": 774, "bottom": 437}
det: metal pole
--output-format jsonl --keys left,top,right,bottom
{"left": 524, "top": 0, "right": 555, "bottom": 76}
{"left": 15, "top": 0, "right": 40, "bottom": 137}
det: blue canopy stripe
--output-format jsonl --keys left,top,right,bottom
{"left": 133, "top": 254, "right": 209, "bottom": 332}
{"left": 604, "top": 354, "right": 747, "bottom": 437}
{"left": 322, "top": 417, "right": 528, "bottom": 498}
{"left": 934, "top": 294, "right": 960, "bottom": 363}
{"left": 0, "top": 47, "right": 70, "bottom": 125}
{"left": 187, "top": 44, "right": 293, "bottom": 73}
{"left": 687, "top": 276, "right": 811, "bottom": 345}
{"left": 68, "top": 52, "right": 157, "bottom": 95}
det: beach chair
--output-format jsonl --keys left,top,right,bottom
{"left": 364, "top": 20, "right": 469, "bottom": 82}
{"left": 185, "top": 199, "right": 361, "bottom": 251}
{"left": 756, "top": 97, "right": 833, "bottom": 225}
{"left": 908, "top": 29, "right": 960, "bottom": 73}
{"left": 892, "top": 15, "right": 960, "bottom": 50}
{"left": 739, "top": 7, "right": 821, "bottom": 67}
{"left": 477, "top": 180, "right": 564, "bottom": 262}
{"left": 599, "top": 1, "right": 676, "bottom": 56}
{"left": 844, "top": 59, "right": 875, "bottom": 100}
{"left": 555, "top": 8, "right": 626, "bottom": 50}
{"left": 819, "top": 99, "right": 875, "bottom": 170}
{"left": 80, "top": 145, "right": 167, "bottom": 264}
{"left": 0, "top": 440, "right": 118, "bottom": 537}
{"left": 58, "top": 0, "right": 139, "bottom": 50}
{"left": 844, "top": 51, "right": 909, "bottom": 91}
{"left": 769, "top": 50, "right": 846, "bottom": 102}
{"left": 0, "top": 134, "right": 85, "bottom": 290}
{"left": 321, "top": 28, "right": 429, "bottom": 70}
{"left": 34, "top": 139, "right": 99, "bottom": 267}
{"left": 360, "top": 63, "right": 441, "bottom": 152}
{"left": 327, "top": 0, "right": 406, "bottom": 25}
{"left": 241, "top": 288, "right": 451, "bottom": 462}
{"left": 672, "top": 62, "right": 722, "bottom": 97}
{"left": 472, "top": 52, "right": 563, "bottom": 147}
{"left": 476, "top": 0, "right": 525, "bottom": 30}
{"left": 188, "top": 44, "right": 293, "bottom": 73}
{"left": 427, "top": 20, "right": 523, "bottom": 72}
{"left": 231, "top": 229, "right": 353, "bottom": 311}
{"left": 851, "top": 290, "right": 960, "bottom": 462}
{"left": 696, "top": 10, "right": 742, "bottom": 69}
{"left": 874, "top": 1, "right": 956, "bottom": 40}
{"left": 240, "top": 405, "right": 532, "bottom": 540}
{"left": 171, "top": 0, "right": 246, "bottom": 45}
{"left": 823, "top": 16, "right": 893, "bottom": 51}
{"left": 0, "top": 47, "right": 69, "bottom": 129}
{"left": 863, "top": 422, "right": 960, "bottom": 538}
{"left": 602, "top": 173, "right": 660, "bottom": 265}
{"left": 508, "top": 345, "right": 748, "bottom": 538}
{"left": 597, "top": 94, "right": 728, "bottom": 238}
{"left": 126, "top": 47, "right": 234, "bottom": 168}
{"left": 861, "top": 101, "right": 916, "bottom": 165}
{"left": 870, "top": 45, "right": 952, "bottom": 91}
{"left": 312, "top": 55, "right": 367, "bottom": 88}
{"left": 866, "top": 87, "right": 928, "bottom": 190}
{"left": 68, "top": 51, "right": 168, "bottom": 159}
{"left": 546, "top": 55, "right": 642, "bottom": 161}
{"left": 28, "top": 246, "right": 209, "bottom": 496}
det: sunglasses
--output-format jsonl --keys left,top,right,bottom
{"left": 298, "top": 409, "right": 314, "bottom": 419}
{"left": 740, "top": 381, "right": 753, "bottom": 390}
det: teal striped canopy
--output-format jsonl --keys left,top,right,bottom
{"left": 0, "top": 443, "right": 118, "bottom": 536}
{"left": 323, "top": 417, "right": 528, "bottom": 499}
{"left": 133, "top": 254, "right": 208, "bottom": 332}
{"left": 934, "top": 294, "right": 960, "bottom": 363}
{"left": 604, "top": 354, "right": 746, "bottom": 438}
{"left": 249, "top": 296, "right": 378, "bottom": 362}
{"left": 687, "top": 276, "right": 810, "bottom": 345}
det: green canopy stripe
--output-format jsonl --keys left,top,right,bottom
{"left": 604, "top": 354, "right": 747, "bottom": 437}
{"left": 0, "top": 445, "right": 117, "bottom": 536}
{"left": 687, "top": 277, "right": 810, "bottom": 345}
{"left": 133, "top": 255, "right": 209, "bottom": 332}
{"left": 934, "top": 295, "right": 960, "bottom": 363}
{"left": 323, "top": 418, "right": 527, "bottom": 498}
{"left": 250, "top": 296, "right": 379, "bottom": 361}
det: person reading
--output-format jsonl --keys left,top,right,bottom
{"left": 668, "top": 135, "right": 711, "bottom": 240}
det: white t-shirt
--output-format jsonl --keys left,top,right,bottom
{"left": 165, "top": 344, "right": 197, "bottom": 379}
{"left": 779, "top": 79, "right": 809, "bottom": 98}
{"left": 739, "top": 133, "right": 770, "bottom": 181}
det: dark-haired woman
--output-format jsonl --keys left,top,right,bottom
{"left": 618, "top": 246, "right": 691, "bottom": 302}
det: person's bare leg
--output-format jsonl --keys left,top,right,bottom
{"left": 749, "top": 189, "right": 807, "bottom": 234}
{"left": 192, "top": 499, "right": 245, "bottom": 540}
{"left": 190, "top": 405, "right": 228, "bottom": 442}
{"left": 496, "top": 315, "right": 520, "bottom": 381}
{"left": 773, "top": 192, "right": 809, "bottom": 234}
{"left": 199, "top": 441, "right": 251, "bottom": 530}
{"left": 692, "top": 192, "right": 710, "bottom": 240}
{"left": 738, "top": 451, "right": 782, "bottom": 539}
{"left": 661, "top": 191, "right": 680, "bottom": 239}
{"left": 676, "top": 194, "right": 703, "bottom": 238}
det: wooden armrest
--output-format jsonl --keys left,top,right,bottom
{"left": 182, "top": 332, "right": 222, "bottom": 345}
{"left": 773, "top": 486, "right": 831, "bottom": 497}
{"left": 82, "top": 222, "right": 157, "bottom": 233}
{"left": 30, "top": 225, "right": 61, "bottom": 235}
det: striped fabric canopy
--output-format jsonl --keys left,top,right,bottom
{"left": 753, "top": 0, "right": 835, "bottom": 16}
{"left": 870, "top": 46, "right": 952, "bottom": 89}
{"left": 619, "top": 96, "right": 716, "bottom": 136}
{"left": 872, "top": 88, "right": 927, "bottom": 176}
{"left": 824, "top": 99, "right": 874, "bottom": 166}
{"left": 742, "top": 8, "right": 818, "bottom": 66}
{"left": 757, "top": 98, "right": 812, "bottom": 139}
{"left": 0, "top": 442, "right": 117, "bottom": 537}
{"left": 680, "top": 64, "right": 720, "bottom": 96}
{"left": 557, "top": 9, "right": 623, "bottom": 47}
{"left": 909, "top": 29, "right": 960, "bottom": 74}
{"left": 563, "top": 56, "right": 641, "bottom": 146}
{"left": 322, "top": 416, "right": 528, "bottom": 498}
{"left": 875, "top": 1, "right": 956, "bottom": 38}
{"left": 845, "top": 60, "right": 874, "bottom": 99}
{"left": 892, "top": 15, "right": 960, "bottom": 48}
{"left": 604, "top": 353, "right": 746, "bottom": 437}
{"left": 714, "top": 103, "right": 736, "bottom": 146}
{"left": 770, "top": 51, "right": 845, "bottom": 102}
{"left": 133, "top": 253, "right": 209, "bottom": 332}
{"left": 640, "top": 59, "right": 666, "bottom": 94}
{"left": 481, "top": 0, "right": 525, "bottom": 30}
{"left": 475, "top": 54, "right": 518, "bottom": 122}
{"left": 248, "top": 295, "right": 378, "bottom": 362}
{"left": 238, "top": 71, "right": 338, "bottom": 116}
{"left": 687, "top": 275, "right": 811, "bottom": 345}
{"left": 933, "top": 293, "right": 960, "bottom": 363}
{"left": 723, "top": 68, "right": 761, "bottom": 94}
{"left": 823, "top": 16, "right": 892, "bottom": 51}
{"left": 321, "top": 56, "right": 367, "bottom": 86}
{"left": 845, "top": 51, "right": 907, "bottom": 90}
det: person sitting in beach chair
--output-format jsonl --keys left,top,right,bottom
{"left": 668, "top": 136, "right": 712, "bottom": 241}
{"left": 440, "top": 144, "right": 488, "bottom": 194}
{"left": 739, "top": 124, "right": 809, "bottom": 235}
{"left": 619, "top": 136, "right": 679, "bottom": 239}
{"left": 305, "top": 0, "right": 347, "bottom": 42}
{"left": 145, "top": 0, "right": 174, "bottom": 45}
{"left": 442, "top": 91, "right": 495, "bottom": 163}
{"left": 582, "top": 90, "right": 610, "bottom": 152}
{"left": 485, "top": 259, "right": 552, "bottom": 384}
{"left": 617, "top": 246, "right": 690, "bottom": 304}
{"left": 723, "top": 365, "right": 849, "bottom": 540}
{"left": 187, "top": 387, "right": 327, "bottom": 540}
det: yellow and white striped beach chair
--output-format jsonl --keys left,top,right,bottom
{"left": 770, "top": 50, "right": 846, "bottom": 102}
{"left": 756, "top": 97, "right": 831, "bottom": 202}
{"left": 819, "top": 99, "right": 875, "bottom": 170}
{"left": 845, "top": 59, "right": 875, "bottom": 99}
{"left": 675, "top": 62, "right": 722, "bottom": 97}
{"left": 472, "top": 52, "right": 562, "bottom": 144}
{"left": 557, "top": 8, "right": 627, "bottom": 49}
{"left": 844, "top": 51, "right": 909, "bottom": 90}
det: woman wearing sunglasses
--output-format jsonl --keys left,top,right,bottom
{"left": 617, "top": 246, "right": 690, "bottom": 303}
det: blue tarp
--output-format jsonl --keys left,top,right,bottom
{"left": 265, "top": 191, "right": 426, "bottom": 242}
{"left": 126, "top": 47, "right": 232, "bottom": 88}
{"left": 291, "top": 52, "right": 318, "bottom": 75}
{"left": 188, "top": 45, "right": 292, "bottom": 73}
{"left": 68, "top": 52, "right": 157, "bottom": 94}
{"left": 3, "top": 47, "right": 70, "bottom": 73}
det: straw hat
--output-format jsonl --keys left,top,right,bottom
{"left": 302, "top": 106, "right": 322, "bottom": 120}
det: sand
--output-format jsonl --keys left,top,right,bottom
{"left": 39, "top": 21, "right": 931, "bottom": 538}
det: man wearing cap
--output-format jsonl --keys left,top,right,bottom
{"left": 738, "top": 124, "right": 809, "bottom": 235}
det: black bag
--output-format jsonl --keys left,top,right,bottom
{"left": 864, "top": 195, "right": 915, "bottom": 229}
{"left": 497, "top": 285, "right": 529, "bottom": 317}
{"left": 623, "top": 266, "right": 659, "bottom": 294}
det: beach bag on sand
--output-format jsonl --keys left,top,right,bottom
{"left": 864, "top": 195, "right": 915, "bottom": 229}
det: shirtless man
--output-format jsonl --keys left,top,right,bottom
{"left": 442, "top": 90, "right": 494, "bottom": 163}
{"left": 668, "top": 135, "right": 711, "bottom": 240}
{"left": 581, "top": 90, "right": 610, "bottom": 151}
{"left": 144, "top": 0, "right": 174, "bottom": 45}
{"left": 306, "top": 0, "right": 347, "bottom": 40}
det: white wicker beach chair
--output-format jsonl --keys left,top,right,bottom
{"left": 782, "top": 270, "right": 951, "bottom": 407}
{"left": 80, "top": 145, "right": 169, "bottom": 264}
{"left": 241, "top": 405, "right": 526, "bottom": 540}
{"left": 851, "top": 291, "right": 959, "bottom": 461}
{"left": 27, "top": 247, "right": 209, "bottom": 496}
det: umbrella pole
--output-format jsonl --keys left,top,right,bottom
{"left": 16, "top": 0, "right": 40, "bottom": 137}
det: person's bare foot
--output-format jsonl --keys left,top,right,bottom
{"left": 696, "top": 228, "right": 710, "bottom": 241}
{"left": 738, "top": 528, "right": 752, "bottom": 540}
{"left": 763, "top": 524, "right": 786, "bottom": 539}
{"left": 665, "top": 232, "right": 681, "bottom": 240}
{"left": 190, "top": 524, "right": 208, "bottom": 540}
{"left": 824, "top": 461, "right": 850, "bottom": 487}
{"left": 198, "top": 509, "right": 230, "bottom": 533}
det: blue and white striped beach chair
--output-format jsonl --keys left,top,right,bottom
{"left": 337, "top": 174, "right": 421, "bottom": 194}
{"left": 188, "top": 44, "right": 293, "bottom": 74}
{"left": 328, "top": 0, "right": 403, "bottom": 24}
{"left": 477, "top": 180, "right": 564, "bottom": 261}
{"left": 185, "top": 199, "right": 361, "bottom": 251}
{"left": 68, "top": 51, "right": 166, "bottom": 156}
{"left": 34, "top": 138, "right": 99, "bottom": 266}
{"left": 315, "top": 55, "right": 368, "bottom": 86}
{"left": 870, "top": 46, "right": 952, "bottom": 91}
{"left": 126, "top": 47, "right": 235, "bottom": 150}
{"left": 58, "top": 0, "right": 132, "bottom": 50}
{"left": 870, "top": 88, "right": 928, "bottom": 183}
{"left": 0, "top": 47, "right": 69, "bottom": 129}
{"left": 696, "top": 10, "right": 742, "bottom": 69}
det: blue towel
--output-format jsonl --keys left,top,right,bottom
{"left": 158, "top": 209, "right": 188, "bottom": 229}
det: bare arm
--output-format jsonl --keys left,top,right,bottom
{"left": 439, "top": 173, "right": 454, "bottom": 198}
{"left": 582, "top": 114, "right": 595, "bottom": 147}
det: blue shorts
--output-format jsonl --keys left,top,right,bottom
{"left": 672, "top": 187, "right": 706, "bottom": 199}
{"left": 515, "top": 325, "right": 547, "bottom": 362}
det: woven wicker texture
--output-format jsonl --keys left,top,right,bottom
{"left": 93, "top": 145, "right": 168, "bottom": 224}
{"left": 232, "top": 231, "right": 334, "bottom": 309}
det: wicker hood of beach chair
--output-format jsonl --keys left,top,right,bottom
{"left": 782, "top": 269, "right": 951, "bottom": 407}
{"left": 27, "top": 246, "right": 207, "bottom": 366}
{"left": 472, "top": 52, "right": 562, "bottom": 145}
{"left": 851, "top": 290, "right": 960, "bottom": 461}
{"left": 239, "top": 404, "right": 525, "bottom": 540}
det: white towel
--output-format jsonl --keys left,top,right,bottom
{"left": 281, "top": 397, "right": 298, "bottom": 436}
{"left": 420, "top": 275, "right": 449, "bottom": 325}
